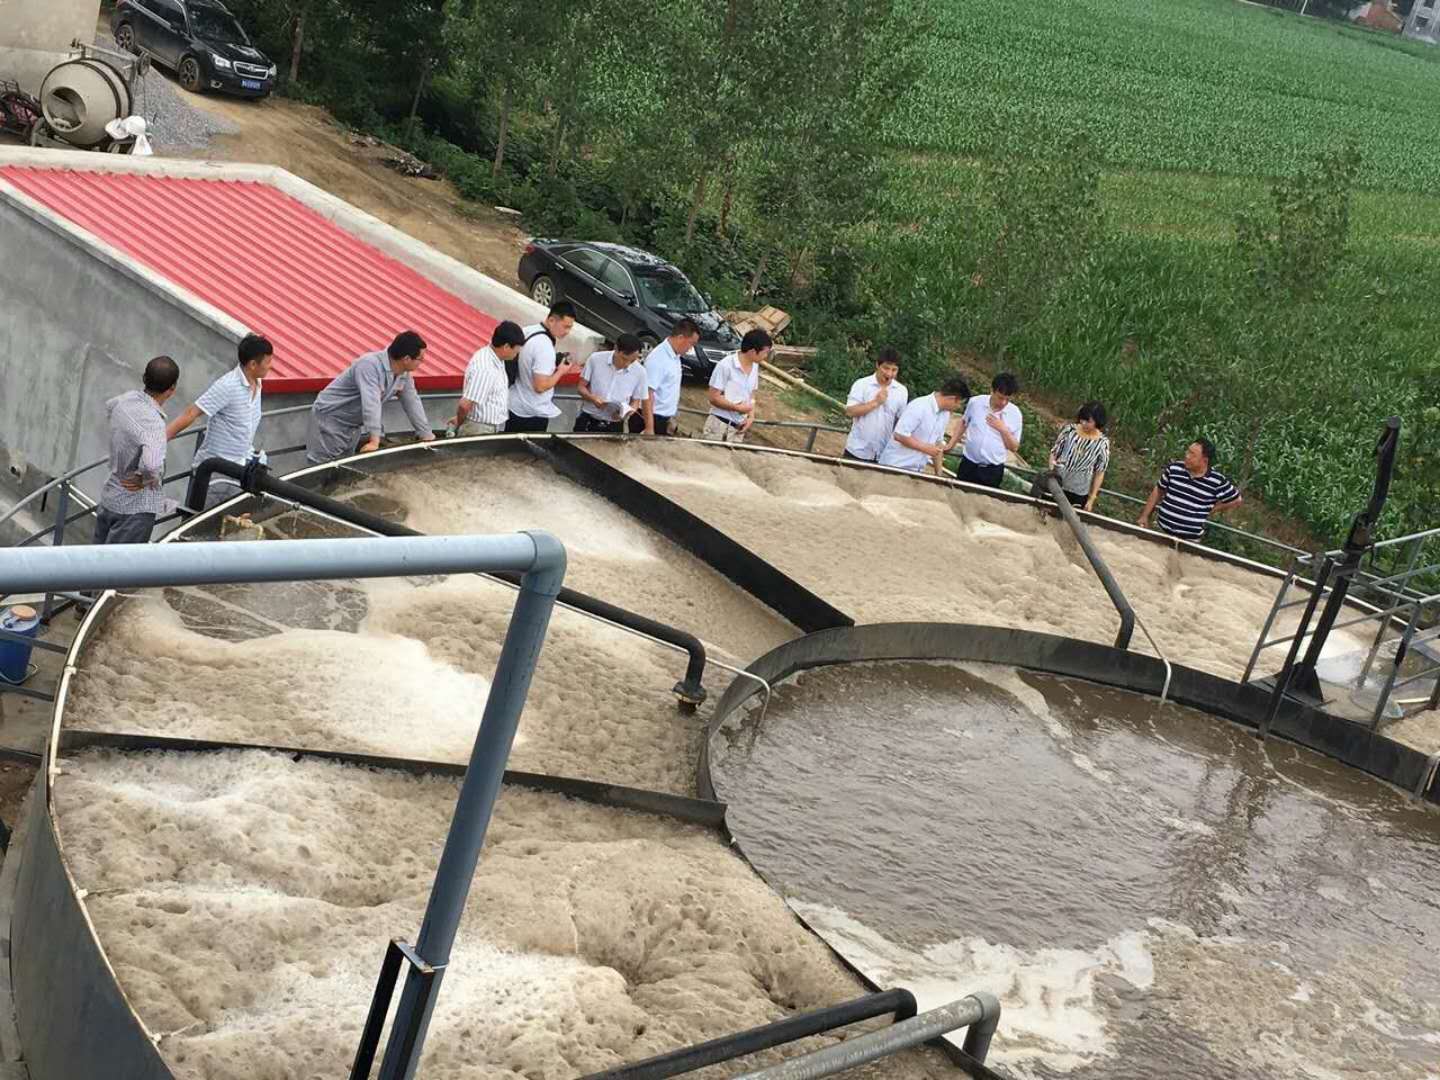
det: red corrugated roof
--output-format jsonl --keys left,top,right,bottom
{"left": 0, "top": 166, "right": 502, "bottom": 394}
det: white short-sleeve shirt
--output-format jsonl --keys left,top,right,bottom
{"left": 961, "top": 395, "right": 1023, "bottom": 466}
{"left": 193, "top": 366, "right": 262, "bottom": 477}
{"left": 508, "top": 325, "right": 560, "bottom": 418}
{"left": 844, "top": 374, "right": 909, "bottom": 461}
{"left": 643, "top": 338, "right": 684, "bottom": 417}
{"left": 580, "top": 351, "right": 648, "bottom": 420}
{"left": 707, "top": 353, "right": 760, "bottom": 423}
{"left": 878, "top": 393, "right": 950, "bottom": 472}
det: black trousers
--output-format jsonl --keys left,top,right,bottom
{"left": 574, "top": 413, "right": 623, "bottom": 434}
{"left": 627, "top": 413, "right": 673, "bottom": 436}
{"left": 505, "top": 413, "right": 551, "bottom": 434}
{"left": 1063, "top": 489, "right": 1087, "bottom": 508}
{"left": 956, "top": 458, "right": 1005, "bottom": 488}
{"left": 842, "top": 450, "right": 875, "bottom": 462}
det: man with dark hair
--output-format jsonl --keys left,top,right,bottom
{"left": 957, "top": 371, "right": 1022, "bottom": 488}
{"left": 95, "top": 355, "right": 181, "bottom": 544}
{"left": 1138, "top": 437, "right": 1242, "bottom": 540}
{"left": 633, "top": 317, "right": 701, "bottom": 437}
{"left": 507, "top": 302, "right": 579, "bottom": 433}
{"left": 167, "top": 332, "right": 274, "bottom": 509}
{"left": 449, "top": 321, "right": 524, "bottom": 437}
{"left": 843, "top": 347, "right": 908, "bottom": 463}
{"left": 703, "top": 329, "right": 771, "bottom": 444}
{"left": 879, "top": 376, "right": 970, "bottom": 474}
{"left": 575, "top": 333, "right": 649, "bottom": 434}
{"left": 305, "top": 331, "right": 436, "bottom": 464}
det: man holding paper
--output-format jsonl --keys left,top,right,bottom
{"left": 573, "top": 334, "right": 650, "bottom": 434}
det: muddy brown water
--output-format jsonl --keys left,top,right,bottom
{"left": 708, "top": 661, "right": 1440, "bottom": 1079}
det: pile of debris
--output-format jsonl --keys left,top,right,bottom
{"left": 348, "top": 132, "right": 438, "bottom": 180}
{"left": 725, "top": 305, "right": 816, "bottom": 368}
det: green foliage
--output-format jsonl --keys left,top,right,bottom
{"left": 896, "top": 0, "right": 1440, "bottom": 190}
{"left": 1236, "top": 145, "right": 1362, "bottom": 298}
{"left": 969, "top": 131, "right": 1105, "bottom": 361}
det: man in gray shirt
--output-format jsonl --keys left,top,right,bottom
{"left": 95, "top": 355, "right": 181, "bottom": 545}
{"left": 305, "top": 331, "right": 437, "bottom": 464}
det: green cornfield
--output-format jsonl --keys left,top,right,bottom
{"left": 868, "top": 0, "right": 1440, "bottom": 547}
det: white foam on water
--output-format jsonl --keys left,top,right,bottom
{"left": 786, "top": 900, "right": 1153, "bottom": 1072}
{"left": 70, "top": 596, "right": 494, "bottom": 761}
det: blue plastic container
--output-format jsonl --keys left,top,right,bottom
{"left": 0, "top": 605, "right": 40, "bottom": 685}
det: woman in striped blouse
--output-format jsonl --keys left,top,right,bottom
{"left": 1049, "top": 401, "right": 1110, "bottom": 511}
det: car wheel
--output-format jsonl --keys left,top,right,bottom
{"left": 115, "top": 24, "right": 137, "bottom": 53}
{"left": 529, "top": 275, "right": 557, "bottom": 307}
{"left": 178, "top": 55, "right": 204, "bottom": 94}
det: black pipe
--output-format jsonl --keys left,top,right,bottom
{"left": 188, "top": 458, "right": 709, "bottom": 706}
{"left": 1292, "top": 417, "right": 1402, "bottom": 697}
{"left": 1044, "top": 474, "right": 1135, "bottom": 650}
{"left": 576, "top": 988, "right": 917, "bottom": 1080}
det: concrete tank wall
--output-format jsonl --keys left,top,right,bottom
{"left": 0, "top": 183, "right": 240, "bottom": 506}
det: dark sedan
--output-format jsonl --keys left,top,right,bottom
{"left": 517, "top": 240, "right": 741, "bottom": 380}
{"left": 113, "top": 0, "right": 276, "bottom": 98}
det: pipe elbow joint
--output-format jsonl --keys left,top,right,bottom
{"left": 521, "top": 529, "right": 567, "bottom": 597}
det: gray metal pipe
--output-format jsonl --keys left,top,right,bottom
{"left": 1045, "top": 475, "right": 1135, "bottom": 650}
{"left": 0, "top": 533, "right": 551, "bottom": 593}
{"left": 730, "top": 993, "right": 1001, "bottom": 1079}
{"left": 377, "top": 531, "right": 566, "bottom": 1080}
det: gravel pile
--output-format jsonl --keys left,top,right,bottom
{"left": 94, "top": 33, "right": 239, "bottom": 155}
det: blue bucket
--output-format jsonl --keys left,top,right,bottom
{"left": 0, "top": 605, "right": 41, "bottom": 685}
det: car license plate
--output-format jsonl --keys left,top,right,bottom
{"left": 241, "top": 79, "right": 263, "bottom": 90}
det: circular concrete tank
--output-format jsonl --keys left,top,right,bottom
{"left": 701, "top": 624, "right": 1440, "bottom": 1078}
{"left": 10, "top": 436, "right": 1439, "bottom": 1079}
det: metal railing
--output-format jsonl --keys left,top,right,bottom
{"left": 733, "top": 993, "right": 1004, "bottom": 1080}
{"left": 1247, "top": 535, "right": 1440, "bottom": 734}
{"left": 2, "top": 389, "right": 1311, "bottom": 703}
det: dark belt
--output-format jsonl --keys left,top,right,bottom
{"left": 712, "top": 414, "right": 744, "bottom": 428}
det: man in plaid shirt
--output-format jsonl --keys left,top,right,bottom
{"left": 95, "top": 356, "right": 181, "bottom": 545}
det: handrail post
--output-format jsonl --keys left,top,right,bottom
{"left": 1260, "top": 556, "right": 1334, "bottom": 740}
{"left": 804, "top": 426, "right": 819, "bottom": 453}
{"left": 41, "top": 478, "right": 73, "bottom": 622}
{"left": 1243, "top": 564, "right": 1296, "bottom": 683}
{"left": 1370, "top": 600, "right": 1419, "bottom": 732}
{"left": 1045, "top": 475, "right": 1134, "bottom": 649}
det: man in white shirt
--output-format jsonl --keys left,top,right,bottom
{"left": 506, "top": 301, "right": 579, "bottom": 434}
{"left": 957, "top": 371, "right": 1022, "bottom": 488}
{"left": 702, "top": 329, "right": 771, "bottom": 444}
{"left": 878, "top": 377, "right": 971, "bottom": 473}
{"left": 574, "top": 333, "right": 649, "bottom": 434}
{"left": 632, "top": 317, "right": 701, "bottom": 437}
{"left": 843, "top": 347, "right": 908, "bottom": 463}
{"left": 448, "top": 321, "right": 525, "bottom": 437}
{"left": 167, "top": 333, "right": 273, "bottom": 509}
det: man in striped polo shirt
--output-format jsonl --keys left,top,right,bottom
{"left": 1138, "top": 437, "right": 1242, "bottom": 540}
{"left": 168, "top": 333, "right": 273, "bottom": 510}
{"left": 448, "top": 321, "right": 524, "bottom": 437}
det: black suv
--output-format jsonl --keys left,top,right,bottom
{"left": 517, "top": 240, "right": 742, "bottom": 380}
{"left": 113, "top": 0, "right": 276, "bottom": 99}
